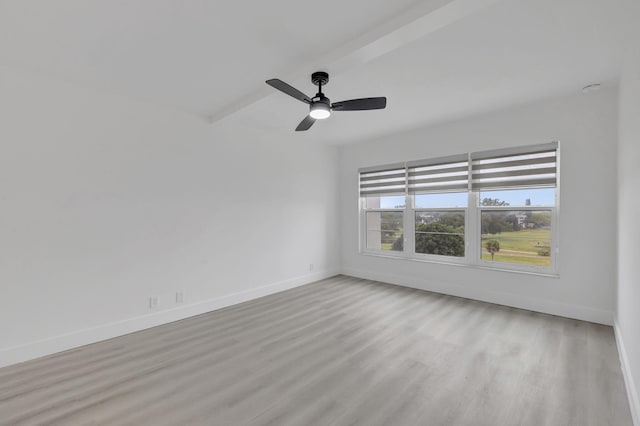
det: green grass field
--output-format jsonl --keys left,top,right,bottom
{"left": 481, "top": 228, "right": 551, "bottom": 266}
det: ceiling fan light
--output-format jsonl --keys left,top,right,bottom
{"left": 309, "top": 103, "right": 331, "bottom": 120}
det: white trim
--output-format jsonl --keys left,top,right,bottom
{"left": 357, "top": 251, "right": 559, "bottom": 278}
{"left": 340, "top": 268, "right": 612, "bottom": 325}
{"left": 0, "top": 269, "right": 339, "bottom": 369}
{"left": 614, "top": 319, "right": 640, "bottom": 426}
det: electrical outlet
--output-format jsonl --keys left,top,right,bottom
{"left": 176, "top": 292, "right": 184, "bottom": 304}
{"left": 149, "top": 296, "right": 158, "bottom": 309}
{"left": 309, "top": 263, "right": 314, "bottom": 272}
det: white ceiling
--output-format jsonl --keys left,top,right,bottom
{"left": 0, "top": 0, "right": 427, "bottom": 115}
{"left": 1, "top": 0, "right": 632, "bottom": 144}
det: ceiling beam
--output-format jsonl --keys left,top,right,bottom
{"left": 207, "top": 0, "right": 503, "bottom": 124}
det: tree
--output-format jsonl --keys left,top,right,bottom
{"left": 528, "top": 212, "right": 551, "bottom": 228}
{"left": 482, "top": 213, "right": 508, "bottom": 234}
{"left": 481, "top": 210, "right": 521, "bottom": 234}
{"left": 439, "top": 213, "right": 465, "bottom": 228}
{"left": 486, "top": 239, "right": 500, "bottom": 261}
{"left": 415, "top": 223, "right": 464, "bottom": 256}
{"left": 505, "top": 214, "right": 519, "bottom": 230}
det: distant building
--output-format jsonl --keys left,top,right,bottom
{"left": 417, "top": 214, "right": 436, "bottom": 224}
{"left": 516, "top": 213, "right": 528, "bottom": 228}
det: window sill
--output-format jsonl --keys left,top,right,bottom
{"left": 358, "top": 251, "right": 560, "bottom": 278}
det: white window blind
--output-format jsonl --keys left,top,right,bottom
{"left": 359, "top": 163, "right": 406, "bottom": 197}
{"left": 470, "top": 142, "right": 558, "bottom": 191}
{"left": 359, "top": 142, "right": 558, "bottom": 196}
{"left": 407, "top": 154, "right": 469, "bottom": 194}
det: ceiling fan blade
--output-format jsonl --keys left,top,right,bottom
{"left": 266, "top": 79, "right": 312, "bottom": 104}
{"left": 331, "top": 97, "right": 387, "bottom": 111}
{"left": 295, "top": 115, "right": 315, "bottom": 131}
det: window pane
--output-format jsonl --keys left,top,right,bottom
{"left": 481, "top": 210, "right": 552, "bottom": 266}
{"left": 479, "top": 188, "right": 555, "bottom": 207}
{"left": 415, "top": 211, "right": 465, "bottom": 257}
{"left": 366, "top": 211, "right": 403, "bottom": 251}
{"left": 365, "top": 195, "right": 406, "bottom": 209}
{"left": 415, "top": 192, "right": 467, "bottom": 208}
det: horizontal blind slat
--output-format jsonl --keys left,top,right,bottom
{"left": 359, "top": 188, "right": 407, "bottom": 196}
{"left": 473, "top": 178, "right": 556, "bottom": 190}
{"left": 360, "top": 172, "right": 406, "bottom": 182}
{"left": 471, "top": 156, "right": 555, "bottom": 170}
{"left": 408, "top": 165, "right": 469, "bottom": 177}
{"left": 408, "top": 183, "right": 469, "bottom": 193}
{"left": 472, "top": 166, "right": 556, "bottom": 180}
{"left": 410, "top": 175, "right": 469, "bottom": 185}
{"left": 360, "top": 179, "right": 406, "bottom": 189}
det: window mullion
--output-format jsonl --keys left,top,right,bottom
{"left": 468, "top": 191, "right": 479, "bottom": 266}
{"left": 359, "top": 197, "right": 364, "bottom": 252}
{"left": 404, "top": 194, "right": 415, "bottom": 257}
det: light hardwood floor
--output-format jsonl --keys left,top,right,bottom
{"left": 0, "top": 275, "right": 632, "bottom": 425}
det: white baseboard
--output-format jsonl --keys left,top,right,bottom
{"left": 341, "top": 267, "right": 613, "bottom": 325}
{"left": 614, "top": 319, "right": 640, "bottom": 426}
{"left": 0, "top": 269, "right": 339, "bottom": 369}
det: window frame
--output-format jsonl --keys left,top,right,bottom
{"left": 358, "top": 143, "right": 560, "bottom": 276}
{"left": 471, "top": 191, "right": 559, "bottom": 274}
{"left": 411, "top": 201, "right": 469, "bottom": 264}
{"left": 360, "top": 201, "right": 406, "bottom": 258}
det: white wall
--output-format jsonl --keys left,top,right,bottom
{"left": 0, "top": 67, "right": 340, "bottom": 367}
{"left": 616, "top": 1, "right": 640, "bottom": 420}
{"left": 340, "top": 88, "right": 618, "bottom": 325}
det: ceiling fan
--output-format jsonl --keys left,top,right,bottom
{"left": 265, "top": 71, "right": 387, "bottom": 131}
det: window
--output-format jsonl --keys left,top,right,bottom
{"left": 414, "top": 193, "right": 467, "bottom": 259}
{"left": 366, "top": 211, "right": 403, "bottom": 251}
{"left": 415, "top": 211, "right": 465, "bottom": 257}
{"left": 479, "top": 189, "right": 554, "bottom": 267}
{"left": 359, "top": 143, "right": 559, "bottom": 274}
{"left": 359, "top": 165, "right": 406, "bottom": 255}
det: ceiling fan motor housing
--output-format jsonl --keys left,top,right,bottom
{"left": 311, "top": 71, "right": 329, "bottom": 87}
{"left": 312, "top": 95, "right": 330, "bottom": 107}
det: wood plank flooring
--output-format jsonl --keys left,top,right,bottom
{"left": 0, "top": 275, "right": 632, "bottom": 425}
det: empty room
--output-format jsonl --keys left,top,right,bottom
{"left": 1, "top": 0, "right": 639, "bottom": 425}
